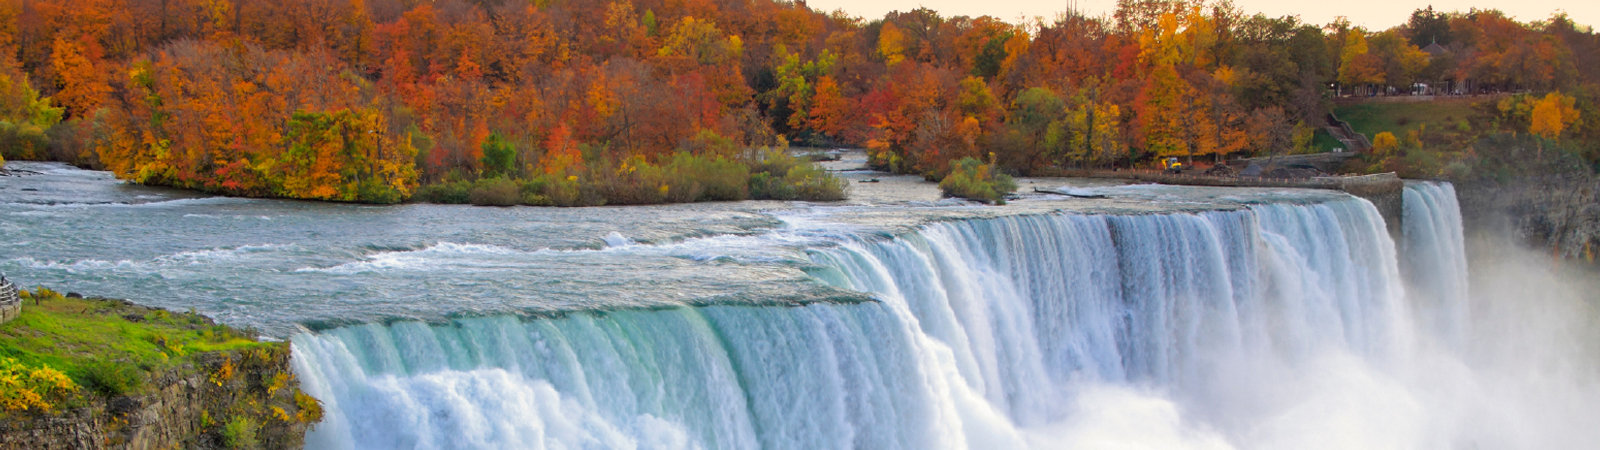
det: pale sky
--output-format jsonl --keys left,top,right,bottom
{"left": 799, "top": 0, "right": 1596, "bottom": 31}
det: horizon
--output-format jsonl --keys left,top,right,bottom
{"left": 800, "top": 0, "right": 1594, "bottom": 30}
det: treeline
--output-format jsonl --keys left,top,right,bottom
{"left": 0, "top": 0, "right": 1595, "bottom": 202}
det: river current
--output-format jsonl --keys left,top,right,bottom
{"left": 3, "top": 161, "right": 1596, "bottom": 449}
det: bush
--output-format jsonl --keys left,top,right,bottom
{"left": 748, "top": 148, "right": 848, "bottom": 201}
{"left": 939, "top": 157, "right": 1017, "bottom": 204}
{"left": 0, "top": 120, "right": 49, "bottom": 161}
{"left": 0, "top": 356, "right": 78, "bottom": 412}
{"left": 412, "top": 180, "right": 473, "bottom": 204}
{"left": 222, "top": 416, "right": 260, "bottom": 449}
{"left": 467, "top": 177, "right": 520, "bottom": 206}
{"left": 79, "top": 361, "right": 143, "bottom": 397}
{"left": 415, "top": 148, "right": 847, "bottom": 206}
{"left": 664, "top": 152, "right": 748, "bottom": 202}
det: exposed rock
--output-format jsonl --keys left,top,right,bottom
{"left": 0, "top": 334, "right": 318, "bottom": 450}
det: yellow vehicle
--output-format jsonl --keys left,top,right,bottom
{"left": 1162, "top": 157, "right": 1184, "bottom": 173}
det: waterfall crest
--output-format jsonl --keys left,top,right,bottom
{"left": 293, "top": 188, "right": 1547, "bottom": 449}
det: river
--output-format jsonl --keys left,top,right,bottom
{"left": 2, "top": 160, "right": 1596, "bottom": 449}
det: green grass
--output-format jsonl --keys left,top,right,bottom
{"left": 1334, "top": 99, "right": 1479, "bottom": 143}
{"left": 1310, "top": 129, "right": 1343, "bottom": 153}
{"left": 0, "top": 289, "right": 271, "bottom": 397}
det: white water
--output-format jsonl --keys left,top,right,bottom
{"left": 291, "top": 186, "right": 1600, "bottom": 449}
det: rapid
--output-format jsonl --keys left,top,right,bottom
{"left": 3, "top": 161, "right": 1596, "bottom": 449}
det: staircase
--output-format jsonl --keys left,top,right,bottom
{"left": 1325, "top": 113, "right": 1372, "bottom": 152}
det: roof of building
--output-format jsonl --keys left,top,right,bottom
{"left": 1422, "top": 42, "right": 1450, "bottom": 57}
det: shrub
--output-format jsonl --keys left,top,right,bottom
{"left": 664, "top": 152, "right": 748, "bottom": 202}
{"left": 416, "top": 147, "right": 847, "bottom": 206}
{"left": 939, "top": 157, "right": 1017, "bottom": 204}
{"left": 467, "top": 177, "right": 520, "bottom": 206}
{"left": 222, "top": 416, "right": 260, "bottom": 449}
{"left": 293, "top": 390, "right": 324, "bottom": 423}
{"left": 748, "top": 148, "right": 848, "bottom": 201}
{"left": 0, "top": 356, "right": 78, "bottom": 412}
{"left": 412, "top": 180, "right": 473, "bottom": 204}
{"left": 79, "top": 360, "right": 143, "bottom": 397}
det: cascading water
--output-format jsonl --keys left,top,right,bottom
{"left": 804, "top": 196, "right": 1415, "bottom": 447}
{"left": 291, "top": 187, "right": 1531, "bottom": 449}
{"left": 1400, "top": 182, "right": 1470, "bottom": 350}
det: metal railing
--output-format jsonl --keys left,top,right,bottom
{"left": 0, "top": 278, "right": 19, "bottom": 306}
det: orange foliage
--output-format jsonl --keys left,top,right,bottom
{"left": 0, "top": 0, "right": 1595, "bottom": 197}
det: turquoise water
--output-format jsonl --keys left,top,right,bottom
{"left": 5, "top": 162, "right": 1595, "bottom": 449}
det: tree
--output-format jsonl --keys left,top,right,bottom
{"left": 1141, "top": 64, "right": 1189, "bottom": 158}
{"left": 1372, "top": 131, "right": 1399, "bottom": 156}
{"left": 1406, "top": 6, "right": 1452, "bottom": 47}
{"left": 273, "top": 109, "right": 416, "bottom": 203}
{"left": 878, "top": 22, "right": 907, "bottom": 66}
{"left": 50, "top": 37, "right": 110, "bottom": 118}
{"left": 1530, "top": 91, "right": 1580, "bottom": 141}
{"left": 1338, "top": 28, "right": 1385, "bottom": 90}
{"left": 480, "top": 132, "right": 516, "bottom": 178}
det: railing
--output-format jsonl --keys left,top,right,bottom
{"left": 0, "top": 278, "right": 18, "bottom": 306}
{"left": 0, "top": 277, "right": 20, "bottom": 324}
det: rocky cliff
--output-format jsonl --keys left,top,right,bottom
{"left": 0, "top": 345, "right": 319, "bottom": 450}
{"left": 0, "top": 294, "right": 321, "bottom": 449}
{"left": 1456, "top": 172, "right": 1600, "bottom": 263}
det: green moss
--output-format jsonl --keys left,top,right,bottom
{"left": 0, "top": 289, "right": 272, "bottom": 399}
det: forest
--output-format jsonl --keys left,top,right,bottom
{"left": 0, "top": 0, "right": 1595, "bottom": 203}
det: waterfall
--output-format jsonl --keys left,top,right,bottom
{"left": 1400, "top": 182, "right": 1470, "bottom": 350}
{"left": 806, "top": 197, "right": 1411, "bottom": 435}
{"left": 294, "top": 188, "right": 1558, "bottom": 449}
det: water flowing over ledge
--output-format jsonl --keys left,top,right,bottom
{"left": 284, "top": 186, "right": 1573, "bottom": 450}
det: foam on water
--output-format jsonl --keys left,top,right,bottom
{"left": 289, "top": 187, "right": 1593, "bottom": 450}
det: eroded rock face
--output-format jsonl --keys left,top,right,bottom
{"left": 0, "top": 345, "right": 318, "bottom": 450}
{"left": 1457, "top": 174, "right": 1600, "bottom": 261}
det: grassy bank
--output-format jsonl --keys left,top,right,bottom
{"left": 1, "top": 288, "right": 268, "bottom": 411}
{"left": 1335, "top": 99, "right": 1480, "bottom": 143}
{"left": 0, "top": 287, "right": 320, "bottom": 449}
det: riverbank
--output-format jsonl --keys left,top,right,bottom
{"left": 0, "top": 288, "right": 320, "bottom": 449}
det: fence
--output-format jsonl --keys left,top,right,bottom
{"left": 0, "top": 277, "right": 20, "bottom": 324}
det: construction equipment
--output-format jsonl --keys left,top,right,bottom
{"left": 1162, "top": 157, "right": 1184, "bottom": 174}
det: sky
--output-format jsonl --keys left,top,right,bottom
{"left": 797, "top": 0, "right": 1596, "bottom": 31}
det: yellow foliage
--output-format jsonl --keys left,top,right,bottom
{"left": 210, "top": 357, "right": 235, "bottom": 387}
{"left": 271, "top": 406, "right": 291, "bottom": 422}
{"left": 878, "top": 22, "right": 906, "bottom": 66}
{"left": 1530, "top": 92, "right": 1581, "bottom": 140}
{"left": 1372, "top": 131, "right": 1399, "bottom": 156}
{"left": 0, "top": 356, "right": 78, "bottom": 412}
{"left": 267, "top": 372, "right": 291, "bottom": 397}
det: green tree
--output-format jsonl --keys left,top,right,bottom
{"left": 480, "top": 133, "right": 517, "bottom": 178}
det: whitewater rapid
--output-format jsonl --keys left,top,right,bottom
{"left": 281, "top": 182, "right": 1600, "bottom": 450}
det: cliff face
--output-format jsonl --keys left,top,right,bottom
{"left": 1456, "top": 173, "right": 1600, "bottom": 262}
{"left": 0, "top": 341, "right": 318, "bottom": 450}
